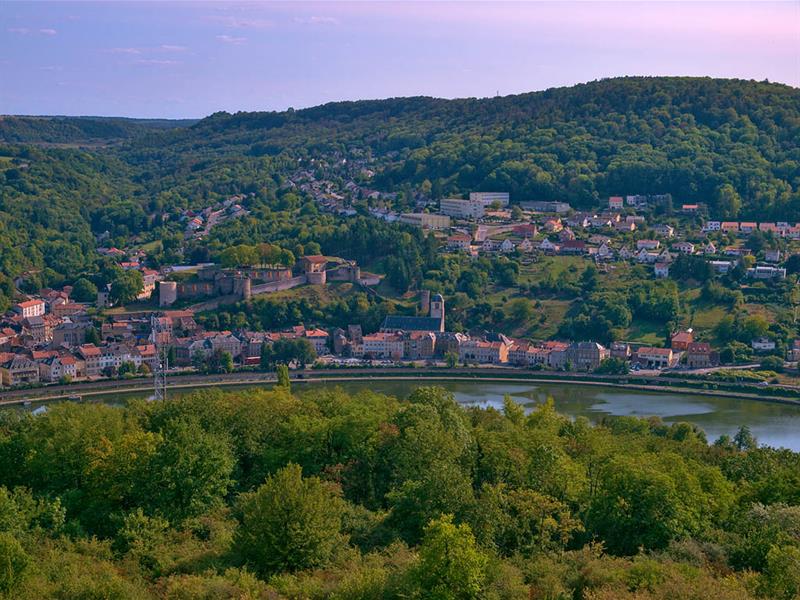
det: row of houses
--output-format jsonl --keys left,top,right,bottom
{"left": 702, "top": 221, "right": 800, "bottom": 238}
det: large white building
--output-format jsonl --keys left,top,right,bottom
{"left": 469, "top": 192, "right": 509, "bottom": 207}
{"left": 14, "top": 299, "right": 45, "bottom": 319}
{"left": 440, "top": 198, "right": 485, "bottom": 219}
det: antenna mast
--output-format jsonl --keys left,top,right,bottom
{"left": 150, "top": 314, "right": 168, "bottom": 401}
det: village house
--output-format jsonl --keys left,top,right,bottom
{"left": 459, "top": 339, "right": 510, "bottom": 365}
{"left": 446, "top": 233, "right": 473, "bottom": 252}
{"left": 670, "top": 330, "right": 694, "bottom": 351}
{"left": 0, "top": 355, "right": 40, "bottom": 386}
{"left": 14, "top": 299, "right": 45, "bottom": 319}
{"left": 751, "top": 337, "right": 776, "bottom": 352}
{"left": 559, "top": 228, "right": 576, "bottom": 242}
{"left": 500, "top": 239, "right": 516, "bottom": 253}
{"left": 685, "top": 342, "right": 718, "bottom": 369}
{"left": 303, "top": 328, "right": 330, "bottom": 355}
{"left": 566, "top": 341, "right": 609, "bottom": 371}
{"left": 739, "top": 222, "right": 757, "bottom": 234}
{"left": 721, "top": 222, "right": 739, "bottom": 233}
{"left": 543, "top": 218, "right": 563, "bottom": 233}
{"left": 361, "top": 332, "right": 404, "bottom": 359}
{"left": 702, "top": 221, "right": 721, "bottom": 232}
{"left": 765, "top": 249, "right": 781, "bottom": 263}
{"left": 747, "top": 266, "right": 787, "bottom": 280}
{"left": 38, "top": 354, "right": 80, "bottom": 383}
{"left": 634, "top": 347, "right": 675, "bottom": 369}
{"left": 636, "top": 249, "right": 660, "bottom": 264}
{"left": 672, "top": 242, "right": 695, "bottom": 254}
{"left": 681, "top": 204, "right": 700, "bottom": 214}
{"left": 788, "top": 340, "right": 800, "bottom": 362}
{"left": 560, "top": 240, "right": 587, "bottom": 255}
{"left": 710, "top": 260, "right": 733, "bottom": 274}
{"left": 608, "top": 196, "right": 624, "bottom": 210}
{"left": 402, "top": 331, "right": 436, "bottom": 359}
{"left": 759, "top": 222, "right": 778, "bottom": 234}
{"left": 653, "top": 224, "right": 674, "bottom": 238}
{"left": 704, "top": 242, "right": 717, "bottom": 255}
{"left": 78, "top": 344, "right": 103, "bottom": 377}
{"left": 636, "top": 239, "right": 660, "bottom": 251}
{"left": 654, "top": 263, "right": 670, "bottom": 278}
{"left": 614, "top": 220, "right": 637, "bottom": 233}
{"left": 610, "top": 342, "right": 631, "bottom": 360}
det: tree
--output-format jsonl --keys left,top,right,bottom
{"left": 759, "top": 545, "right": 800, "bottom": 600}
{"left": 109, "top": 269, "right": 144, "bottom": 305}
{"left": 276, "top": 364, "right": 290, "bottom": 389}
{"left": 235, "top": 464, "right": 343, "bottom": 577}
{"left": 508, "top": 297, "right": 534, "bottom": 322}
{"left": 410, "top": 514, "right": 488, "bottom": 600}
{"left": 715, "top": 183, "right": 741, "bottom": 219}
{"left": 146, "top": 419, "right": 235, "bottom": 523}
{"left": 444, "top": 351, "right": 458, "bottom": 368}
{"left": 734, "top": 425, "right": 757, "bottom": 451}
{"left": 71, "top": 277, "right": 98, "bottom": 302}
{"left": 595, "top": 357, "right": 629, "bottom": 375}
{"left": 0, "top": 532, "right": 28, "bottom": 596}
{"left": 760, "top": 356, "right": 784, "bottom": 372}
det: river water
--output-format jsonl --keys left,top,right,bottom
{"left": 18, "top": 379, "right": 800, "bottom": 451}
{"left": 294, "top": 380, "right": 800, "bottom": 451}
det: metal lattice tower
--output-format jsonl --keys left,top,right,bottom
{"left": 150, "top": 314, "right": 168, "bottom": 401}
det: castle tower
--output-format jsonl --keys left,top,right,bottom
{"left": 159, "top": 281, "right": 177, "bottom": 307}
{"left": 419, "top": 289, "right": 431, "bottom": 315}
{"left": 430, "top": 293, "right": 445, "bottom": 332}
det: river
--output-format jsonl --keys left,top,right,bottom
{"left": 19, "top": 379, "right": 800, "bottom": 451}
{"left": 292, "top": 380, "right": 800, "bottom": 451}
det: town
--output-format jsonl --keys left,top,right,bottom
{"left": 2, "top": 184, "right": 797, "bottom": 391}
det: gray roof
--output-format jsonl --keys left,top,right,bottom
{"left": 381, "top": 315, "right": 442, "bottom": 332}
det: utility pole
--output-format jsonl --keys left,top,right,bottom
{"left": 150, "top": 313, "right": 168, "bottom": 401}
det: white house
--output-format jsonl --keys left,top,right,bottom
{"left": 672, "top": 242, "right": 695, "bottom": 254}
{"left": 751, "top": 337, "right": 776, "bottom": 352}
{"left": 654, "top": 263, "right": 670, "bottom": 278}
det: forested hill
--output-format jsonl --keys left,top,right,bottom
{"left": 0, "top": 77, "right": 798, "bottom": 307}
{"left": 139, "top": 76, "right": 800, "bottom": 216}
{"left": 0, "top": 115, "right": 196, "bottom": 145}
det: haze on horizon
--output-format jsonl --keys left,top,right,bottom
{"left": 1, "top": 1, "right": 798, "bottom": 120}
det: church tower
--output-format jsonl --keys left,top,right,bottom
{"left": 430, "top": 293, "right": 445, "bottom": 332}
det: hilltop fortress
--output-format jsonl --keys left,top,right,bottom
{"left": 159, "top": 256, "right": 381, "bottom": 307}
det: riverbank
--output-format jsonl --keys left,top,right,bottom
{"left": 2, "top": 368, "right": 800, "bottom": 407}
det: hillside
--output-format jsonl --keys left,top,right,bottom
{"left": 0, "top": 115, "right": 196, "bottom": 145}
{"left": 0, "top": 76, "right": 797, "bottom": 308}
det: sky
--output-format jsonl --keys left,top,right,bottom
{"left": 1, "top": 1, "right": 798, "bottom": 119}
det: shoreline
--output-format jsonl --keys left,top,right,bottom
{"left": 2, "top": 369, "right": 800, "bottom": 407}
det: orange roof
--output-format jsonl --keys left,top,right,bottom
{"left": 79, "top": 344, "right": 101, "bottom": 357}
{"left": 17, "top": 299, "right": 44, "bottom": 308}
{"left": 671, "top": 331, "right": 693, "bottom": 343}
{"left": 302, "top": 255, "right": 328, "bottom": 264}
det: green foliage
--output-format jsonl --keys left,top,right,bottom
{"left": 235, "top": 463, "right": 344, "bottom": 577}
{"left": 276, "top": 364, "right": 291, "bottom": 389}
{"left": 410, "top": 514, "right": 487, "bottom": 600}
{"left": 0, "top": 532, "right": 29, "bottom": 596}
{"left": 0, "top": 385, "right": 795, "bottom": 597}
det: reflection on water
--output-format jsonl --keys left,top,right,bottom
{"left": 15, "top": 379, "right": 800, "bottom": 451}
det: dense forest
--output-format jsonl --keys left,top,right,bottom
{"left": 0, "top": 385, "right": 797, "bottom": 598}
